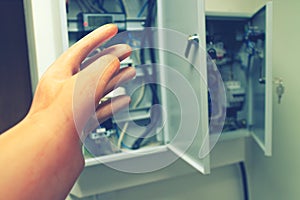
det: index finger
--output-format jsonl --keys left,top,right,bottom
{"left": 52, "top": 24, "right": 119, "bottom": 77}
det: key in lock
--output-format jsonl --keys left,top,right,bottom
{"left": 275, "top": 78, "right": 285, "bottom": 104}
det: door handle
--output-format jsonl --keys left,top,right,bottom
{"left": 185, "top": 34, "right": 200, "bottom": 58}
{"left": 188, "top": 34, "right": 200, "bottom": 43}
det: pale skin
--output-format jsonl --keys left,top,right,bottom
{"left": 0, "top": 24, "right": 136, "bottom": 200}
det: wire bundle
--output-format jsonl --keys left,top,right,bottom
{"left": 76, "top": 0, "right": 126, "bottom": 14}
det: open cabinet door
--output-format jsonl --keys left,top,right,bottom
{"left": 157, "top": 0, "right": 210, "bottom": 174}
{"left": 248, "top": 2, "right": 273, "bottom": 156}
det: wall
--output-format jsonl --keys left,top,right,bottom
{"left": 247, "top": 0, "right": 300, "bottom": 199}
{"left": 68, "top": 164, "right": 244, "bottom": 200}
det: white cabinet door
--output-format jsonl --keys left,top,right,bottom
{"left": 157, "top": 0, "right": 210, "bottom": 174}
{"left": 248, "top": 2, "right": 273, "bottom": 156}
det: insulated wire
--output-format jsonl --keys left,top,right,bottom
{"left": 97, "top": 0, "right": 108, "bottom": 13}
{"left": 83, "top": 0, "right": 96, "bottom": 12}
{"left": 239, "top": 162, "right": 249, "bottom": 200}
{"left": 118, "top": 0, "right": 127, "bottom": 15}
{"left": 131, "top": 0, "right": 158, "bottom": 149}
{"left": 120, "top": 0, "right": 129, "bottom": 17}
{"left": 85, "top": 0, "right": 104, "bottom": 13}
{"left": 137, "top": 1, "right": 148, "bottom": 17}
{"left": 79, "top": 0, "right": 104, "bottom": 13}
{"left": 76, "top": 0, "right": 86, "bottom": 12}
{"left": 80, "top": 0, "right": 93, "bottom": 12}
{"left": 117, "top": 123, "right": 129, "bottom": 149}
{"left": 117, "top": 81, "right": 145, "bottom": 149}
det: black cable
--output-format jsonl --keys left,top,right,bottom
{"left": 239, "top": 162, "right": 249, "bottom": 200}
{"left": 132, "top": 0, "right": 158, "bottom": 149}
{"left": 97, "top": 0, "right": 108, "bottom": 13}
{"left": 89, "top": 0, "right": 126, "bottom": 14}
{"left": 144, "top": 0, "right": 158, "bottom": 105}
{"left": 80, "top": 0, "right": 93, "bottom": 12}
{"left": 132, "top": 107, "right": 161, "bottom": 149}
{"left": 76, "top": 0, "right": 87, "bottom": 12}
{"left": 86, "top": 0, "right": 104, "bottom": 13}
{"left": 118, "top": 0, "right": 127, "bottom": 15}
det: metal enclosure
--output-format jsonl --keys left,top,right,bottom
{"left": 157, "top": 0, "right": 210, "bottom": 173}
{"left": 205, "top": 2, "right": 272, "bottom": 156}
{"left": 248, "top": 3, "right": 273, "bottom": 155}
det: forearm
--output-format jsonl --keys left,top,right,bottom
{"left": 0, "top": 114, "right": 84, "bottom": 200}
{"left": 0, "top": 24, "right": 133, "bottom": 199}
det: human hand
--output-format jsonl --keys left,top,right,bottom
{"left": 0, "top": 24, "right": 135, "bottom": 200}
{"left": 28, "top": 24, "right": 135, "bottom": 138}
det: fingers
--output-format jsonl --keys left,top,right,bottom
{"left": 71, "top": 51, "right": 135, "bottom": 130}
{"left": 96, "top": 95, "right": 131, "bottom": 124}
{"left": 82, "top": 95, "right": 130, "bottom": 134}
{"left": 72, "top": 54, "right": 120, "bottom": 116}
{"left": 81, "top": 44, "right": 132, "bottom": 70}
{"left": 103, "top": 67, "right": 136, "bottom": 97}
{"left": 72, "top": 54, "right": 120, "bottom": 132}
{"left": 52, "top": 24, "right": 119, "bottom": 77}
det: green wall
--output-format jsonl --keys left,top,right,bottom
{"left": 247, "top": 0, "right": 300, "bottom": 199}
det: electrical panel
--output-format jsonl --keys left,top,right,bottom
{"left": 64, "top": 0, "right": 272, "bottom": 171}
{"left": 66, "top": 0, "right": 165, "bottom": 158}
{"left": 65, "top": 0, "right": 272, "bottom": 167}
{"left": 206, "top": 3, "right": 272, "bottom": 155}
{"left": 67, "top": 0, "right": 146, "bottom": 46}
{"left": 77, "top": 13, "right": 126, "bottom": 32}
{"left": 206, "top": 17, "right": 250, "bottom": 133}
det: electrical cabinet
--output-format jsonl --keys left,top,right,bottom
{"left": 205, "top": 2, "right": 273, "bottom": 156}
{"left": 156, "top": 0, "right": 272, "bottom": 174}
{"left": 59, "top": 0, "right": 211, "bottom": 175}
{"left": 24, "top": 0, "right": 272, "bottom": 197}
